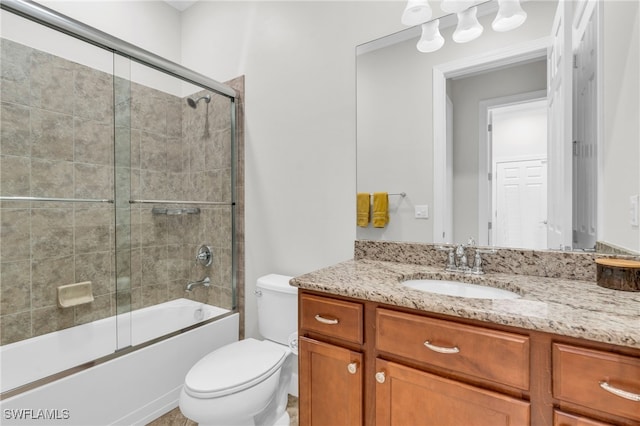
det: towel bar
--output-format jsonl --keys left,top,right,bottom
{"left": 368, "top": 192, "right": 406, "bottom": 197}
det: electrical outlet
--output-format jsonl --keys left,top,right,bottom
{"left": 415, "top": 205, "right": 429, "bottom": 219}
{"left": 631, "top": 195, "right": 639, "bottom": 227}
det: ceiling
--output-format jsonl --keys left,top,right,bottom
{"left": 163, "top": 0, "right": 199, "bottom": 12}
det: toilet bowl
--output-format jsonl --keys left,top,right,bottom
{"left": 179, "top": 274, "right": 297, "bottom": 426}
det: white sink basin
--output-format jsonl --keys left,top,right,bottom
{"left": 403, "top": 279, "right": 520, "bottom": 300}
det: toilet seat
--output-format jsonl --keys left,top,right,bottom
{"left": 184, "top": 338, "right": 289, "bottom": 399}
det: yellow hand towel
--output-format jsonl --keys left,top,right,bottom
{"left": 357, "top": 193, "right": 370, "bottom": 227}
{"left": 372, "top": 192, "right": 389, "bottom": 228}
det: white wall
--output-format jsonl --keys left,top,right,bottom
{"left": 602, "top": 0, "right": 640, "bottom": 253}
{"left": 38, "top": 0, "right": 182, "bottom": 63}
{"left": 23, "top": 1, "right": 185, "bottom": 96}
{"left": 179, "top": 1, "right": 405, "bottom": 338}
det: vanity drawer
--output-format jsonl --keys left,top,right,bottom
{"left": 376, "top": 308, "right": 530, "bottom": 390}
{"left": 553, "top": 343, "right": 640, "bottom": 421}
{"left": 553, "top": 410, "right": 611, "bottom": 426}
{"left": 300, "top": 294, "right": 363, "bottom": 344}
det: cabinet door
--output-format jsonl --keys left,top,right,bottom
{"left": 375, "top": 359, "right": 530, "bottom": 426}
{"left": 299, "top": 337, "right": 363, "bottom": 426}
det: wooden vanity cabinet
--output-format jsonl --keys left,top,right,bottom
{"left": 376, "top": 308, "right": 530, "bottom": 390}
{"left": 375, "top": 358, "right": 530, "bottom": 426}
{"left": 298, "top": 294, "right": 365, "bottom": 426}
{"left": 298, "top": 291, "right": 640, "bottom": 426}
{"left": 299, "top": 337, "right": 363, "bottom": 426}
{"left": 375, "top": 308, "right": 531, "bottom": 426}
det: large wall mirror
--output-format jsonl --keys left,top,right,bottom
{"left": 356, "top": 0, "right": 639, "bottom": 254}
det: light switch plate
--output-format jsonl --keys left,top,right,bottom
{"left": 631, "top": 195, "right": 639, "bottom": 227}
{"left": 415, "top": 205, "right": 429, "bottom": 219}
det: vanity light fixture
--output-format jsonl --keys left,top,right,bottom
{"left": 401, "top": 0, "right": 433, "bottom": 26}
{"left": 492, "top": 0, "right": 527, "bottom": 32}
{"left": 417, "top": 19, "right": 445, "bottom": 52}
{"left": 401, "top": 0, "right": 527, "bottom": 52}
{"left": 452, "top": 6, "right": 483, "bottom": 43}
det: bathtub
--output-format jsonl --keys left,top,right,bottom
{"left": 0, "top": 298, "right": 238, "bottom": 425}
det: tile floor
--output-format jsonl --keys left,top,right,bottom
{"left": 147, "top": 395, "right": 299, "bottom": 426}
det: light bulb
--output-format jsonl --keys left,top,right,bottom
{"left": 452, "top": 6, "right": 483, "bottom": 43}
{"left": 417, "top": 19, "right": 445, "bottom": 53}
{"left": 492, "top": 0, "right": 527, "bottom": 32}
{"left": 401, "top": 0, "right": 432, "bottom": 26}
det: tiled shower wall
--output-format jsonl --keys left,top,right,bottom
{"left": 0, "top": 38, "right": 242, "bottom": 345}
{"left": 127, "top": 81, "right": 235, "bottom": 312}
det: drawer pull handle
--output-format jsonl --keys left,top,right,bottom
{"left": 599, "top": 381, "right": 640, "bottom": 402}
{"left": 347, "top": 362, "right": 358, "bottom": 374}
{"left": 314, "top": 314, "right": 339, "bottom": 325}
{"left": 375, "top": 371, "right": 386, "bottom": 384}
{"left": 424, "top": 340, "right": 460, "bottom": 354}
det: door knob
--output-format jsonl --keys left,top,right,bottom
{"left": 347, "top": 362, "right": 358, "bottom": 374}
{"left": 375, "top": 371, "right": 386, "bottom": 383}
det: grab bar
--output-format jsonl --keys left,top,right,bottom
{"left": 130, "top": 199, "right": 233, "bottom": 206}
{"left": 151, "top": 207, "right": 200, "bottom": 215}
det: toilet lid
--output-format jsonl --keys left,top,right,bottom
{"left": 184, "top": 338, "right": 288, "bottom": 398}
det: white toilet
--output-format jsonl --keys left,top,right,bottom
{"left": 179, "top": 274, "right": 298, "bottom": 426}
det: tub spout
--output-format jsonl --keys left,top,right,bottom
{"left": 185, "top": 277, "right": 211, "bottom": 292}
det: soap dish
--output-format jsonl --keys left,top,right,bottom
{"left": 57, "top": 281, "right": 94, "bottom": 308}
{"left": 595, "top": 259, "right": 640, "bottom": 292}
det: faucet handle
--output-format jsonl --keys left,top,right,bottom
{"left": 467, "top": 237, "right": 476, "bottom": 246}
{"left": 436, "top": 246, "right": 457, "bottom": 271}
{"left": 470, "top": 248, "right": 496, "bottom": 275}
{"left": 470, "top": 251, "right": 484, "bottom": 274}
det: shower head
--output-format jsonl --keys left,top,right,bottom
{"left": 187, "top": 94, "right": 211, "bottom": 109}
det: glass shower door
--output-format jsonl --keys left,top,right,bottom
{"left": 114, "top": 52, "right": 133, "bottom": 351}
{"left": 0, "top": 9, "right": 125, "bottom": 392}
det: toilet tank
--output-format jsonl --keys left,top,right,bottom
{"left": 256, "top": 274, "right": 297, "bottom": 345}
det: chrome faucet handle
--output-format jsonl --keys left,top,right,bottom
{"left": 436, "top": 246, "right": 457, "bottom": 271}
{"left": 470, "top": 252, "right": 484, "bottom": 274}
{"left": 470, "top": 248, "right": 496, "bottom": 275}
{"left": 455, "top": 244, "right": 469, "bottom": 271}
{"left": 467, "top": 237, "right": 476, "bottom": 246}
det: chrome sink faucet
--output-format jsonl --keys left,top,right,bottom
{"left": 438, "top": 238, "right": 494, "bottom": 275}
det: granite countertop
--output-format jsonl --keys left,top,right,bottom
{"left": 290, "top": 259, "right": 640, "bottom": 349}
